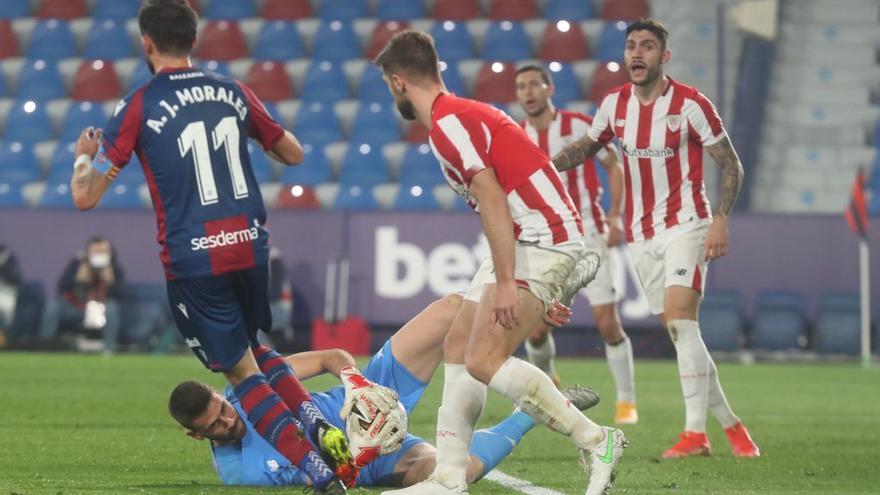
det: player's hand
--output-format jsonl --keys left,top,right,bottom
{"left": 74, "top": 127, "right": 102, "bottom": 159}
{"left": 606, "top": 215, "right": 624, "bottom": 247}
{"left": 704, "top": 216, "right": 729, "bottom": 261}
{"left": 543, "top": 300, "right": 572, "bottom": 328}
{"left": 493, "top": 280, "right": 519, "bottom": 330}
{"left": 339, "top": 366, "right": 399, "bottom": 421}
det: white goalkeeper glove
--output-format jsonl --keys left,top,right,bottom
{"left": 339, "top": 366, "right": 400, "bottom": 421}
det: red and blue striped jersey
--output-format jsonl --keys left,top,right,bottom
{"left": 101, "top": 67, "right": 283, "bottom": 280}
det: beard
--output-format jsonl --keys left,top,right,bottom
{"left": 631, "top": 63, "right": 661, "bottom": 87}
{"left": 526, "top": 101, "right": 549, "bottom": 118}
{"left": 396, "top": 98, "right": 417, "bottom": 121}
{"left": 145, "top": 56, "right": 156, "bottom": 75}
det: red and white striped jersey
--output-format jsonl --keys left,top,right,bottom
{"left": 428, "top": 93, "right": 584, "bottom": 246}
{"left": 520, "top": 110, "right": 616, "bottom": 236}
{"left": 588, "top": 78, "right": 725, "bottom": 243}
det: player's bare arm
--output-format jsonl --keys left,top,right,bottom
{"left": 71, "top": 127, "right": 113, "bottom": 211}
{"left": 469, "top": 168, "right": 518, "bottom": 329}
{"left": 551, "top": 134, "right": 605, "bottom": 172}
{"left": 597, "top": 150, "right": 625, "bottom": 247}
{"left": 266, "top": 130, "right": 304, "bottom": 165}
{"left": 704, "top": 136, "right": 744, "bottom": 260}
{"left": 284, "top": 349, "right": 357, "bottom": 381}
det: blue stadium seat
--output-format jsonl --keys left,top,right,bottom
{"left": 0, "top": 0, "right": 30, "bottom": 19}
{"left": 751, "top": 290, "right": 807, "bottom": 351}
{"left": 4, "top": 100, "right": 54, "bottom": 143}
{"left": 278, "top": 143, "right": 333, "bottom": 185}
{"left": 294, "top": 102, "right": 343, "bottom": 146}
{"left": 199, "top": 59, "right": 232, "bottom": 78}
{"left": 300, "top": 61, "right": 350, "bottom": 103}
{"left": 546, "top": 62, "right": 581, "bottom": 104}
{"left": 318, "top": 0, "right": 368, "bottom": 20}
{"left": 204, "top": 0, "right": 256, "bottom": 19}
{"left": 546, "top": 0, "right": 595, "bottom": 21}
{"left": 440, "top": 62, "right": 466, "bottom": 96}
{"left": 376, "top": 0, "right": 426, "bottom": 20}
{"left": 398, "top": 144, "right": 443, "bottom": 186}
{"left": 92, "top": 0, "right": 140, "bottom": 20}
{"left": 98, "top": 183, "right": 144, "bottom": 208}
{"left": 26, "top": 20, "right": 76, "bottom": 60}
{"left": 394, "top": 184, "right": 440, "bottom": 210}
{"left": 247, "top": 142, "right": 275, "bottom": 183}
{"left": 358, "top": 65, "right": 393, "bottom": 103}
{"left": 698, "top": 289, "right": 745, "bottom": 351}
{"left": 430, "top": 21, "right": 475, "bottom": 62}
{"left": 0, "top": 181, "right": 27, "bottom": 207}
{"left": 596, "top": 21, "right": 628, "bottom": 62}
{"left": 84, "top": 19, "right": 134, "bottom": 60}
{"left": 252, "top": 21, "right": 305, "bottom": 61}
{"left": 350, "top": 102, "right": 401, "bottom": 145}
{"left": 47, "top": 141, "right": 76, "bottom": 181}
{"left": 482, "top": 21, "right": 532, "bottom": 61}
{"left": 0, "top": 142, "right": 40, "bottom": 183}
{"left": 40, "top": 180, "right": 75, "bottom": 208}
{"left": 334, "top": 185, "right": 379, "bottom": 210}
{"left": 0, "top": 63, "right": 7, "bottom": 96}
{"left": 16, "top": 59, "right": 66, "bottom": 101}
{"left": 339, "top": 142, "right": 389, "bottom": 186}
{"left": 59, "top": 101, "right": 107, "bottom": 143}
{"left": 814, "top": 292, "right": 861, "bottom": 355}
{"left": 312, "top": 21, "right": 361, "bottom": 62}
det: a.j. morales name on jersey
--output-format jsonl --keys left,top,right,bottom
{"left": 146, "top": 74, "right": 249, "bottom": 135}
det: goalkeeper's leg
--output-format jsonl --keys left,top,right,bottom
{"left": 252, "top": 343, "right": 357, "bottom": 485}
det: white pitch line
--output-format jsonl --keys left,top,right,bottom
{"left": 485, "top": 470, "right": 568, "bottom": 495}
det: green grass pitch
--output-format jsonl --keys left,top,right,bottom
{"left": 1, "top": 353, "right": 878, "bottom": 494}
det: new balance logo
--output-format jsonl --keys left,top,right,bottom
{"left": 675, "top": 268, "right": 688, "bottom": 276}
{"left": 184, "top": 337, "right": 201, "bottom": 349}
{"left": 177, "top": 303, "right": 189, "bottom": 319}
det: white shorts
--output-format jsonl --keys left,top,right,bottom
{"left": 627, "top": 219, "right": 710, "bottom": 315}
{"left": 579, "top": 230, "right": 617, "bottom": 306}
{"left": 464, "top": 240, "right": 589, "bottom": 309}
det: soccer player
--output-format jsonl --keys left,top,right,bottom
{"left": 169, "top": 295, "right": 599, "bottom": 488}
{"left": 515, "top": 64, "right": 639, "bottom": 424}
{"left": 373, "top": 31, "right": 626, "bottom": 495}
{"left": 68, "top": 1, "right": 359, "bottom": 491}
{"left": 550, "top": 18, "right": 760, "bottom": 459}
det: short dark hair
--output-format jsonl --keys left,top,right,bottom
{"left": 138, "top": 0, "right": 198, "bottom": 57}
{"left": 169, "top": 381, "right": 214, "bottom": 429}
{"left": 374, "top": 30, "right": 441, "bottom": 83}
{"left": 626, "top": 18, "right": 669, "bottom": 50}
{"left": 515, "top": 64, "right": 553, "bottom": 86}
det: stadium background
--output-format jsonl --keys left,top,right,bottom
{"left": 0, "top": 1, "right": 879, "bottom": 494}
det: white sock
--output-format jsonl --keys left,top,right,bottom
{"left": 524, "top": 333, "right": 556, "bottom": 378}
{"left": 434, "top": 364, "right": 487, "bottom": 488}
{"left": 488, "top": 357, "right": 604, "bottom": 450}
{"left": 707, "top": 355, "right": 740, "bottom": 428}
{"left": 668, "top": 319, "right": 710, "bottom": 433}
{"left": 605, "top": 336, "right": 636, "bottom": 404}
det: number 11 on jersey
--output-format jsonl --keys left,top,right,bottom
{"left": 178, "top": 116, "right": 249, "bottom": 206}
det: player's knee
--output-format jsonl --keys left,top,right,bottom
{"left": 527, "top": 327, "right": 550, "bottom": 346}
{"left": 464, "top": 355, "right": 494, "bottom": 384}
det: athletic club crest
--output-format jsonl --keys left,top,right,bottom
{"left": 666, "top": 114, "right": 681, "bottom": 131}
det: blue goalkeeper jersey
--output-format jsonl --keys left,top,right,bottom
{"left": 100, "top": 67, "right": 283, "bottom": 280}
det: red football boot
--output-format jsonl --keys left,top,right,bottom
{"left": 725, "top": 422, "right": 760, "bottom": 458}
{"left": 662, "top": 431, "right": 711, "bottom": 458}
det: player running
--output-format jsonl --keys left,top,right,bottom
{"left": 551, "top": 18, "right": 760, "bottom": 459}
{"left": 169, "top": 295, "right": 600, "bottom": 488}
{"left": 373, "top": 31, "right": 626, "bottom": 495}
{"left": 68, "top": 1, "right": 367, "bottom": 491}
{"left": 515, "top": 64, "right": 638, "bottom": 424}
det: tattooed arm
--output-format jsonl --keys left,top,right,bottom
{"left": 703, "top": 136, "right": 744, "bottom": 260}
{"left": 70, "top": 128, "right": 112, "bottom": 211}
{"left": 551, "top": 134, "right": 607, "bottom": 172}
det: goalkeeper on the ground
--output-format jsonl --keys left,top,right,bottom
{"left": 168, "top": 294, "right": 599, "bottom": 488}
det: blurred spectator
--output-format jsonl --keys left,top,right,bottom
{"left": 267, "top": 245, "right": 294, "bottom": 343}
{"left": 0, "top": 245, "right": 23, "bottom": 347}
{"left": 39, "top": 236, "right": 125, "bottom": 353}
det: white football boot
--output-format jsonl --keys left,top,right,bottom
{"left": 581, "top": 427, "right": 627, "bottom": 495}
{"left": 380, "top": 476, "right": 468, "bottom": 495}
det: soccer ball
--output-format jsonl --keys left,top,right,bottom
{"left": 346, "top": 398, "right": 408, "bottom": 466}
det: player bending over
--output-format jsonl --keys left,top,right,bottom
{"left": 169, "top": 295, "right": 599, "bottom": 488}
{"left": 551, "top": 18, "right": 759, "bottom": 459}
